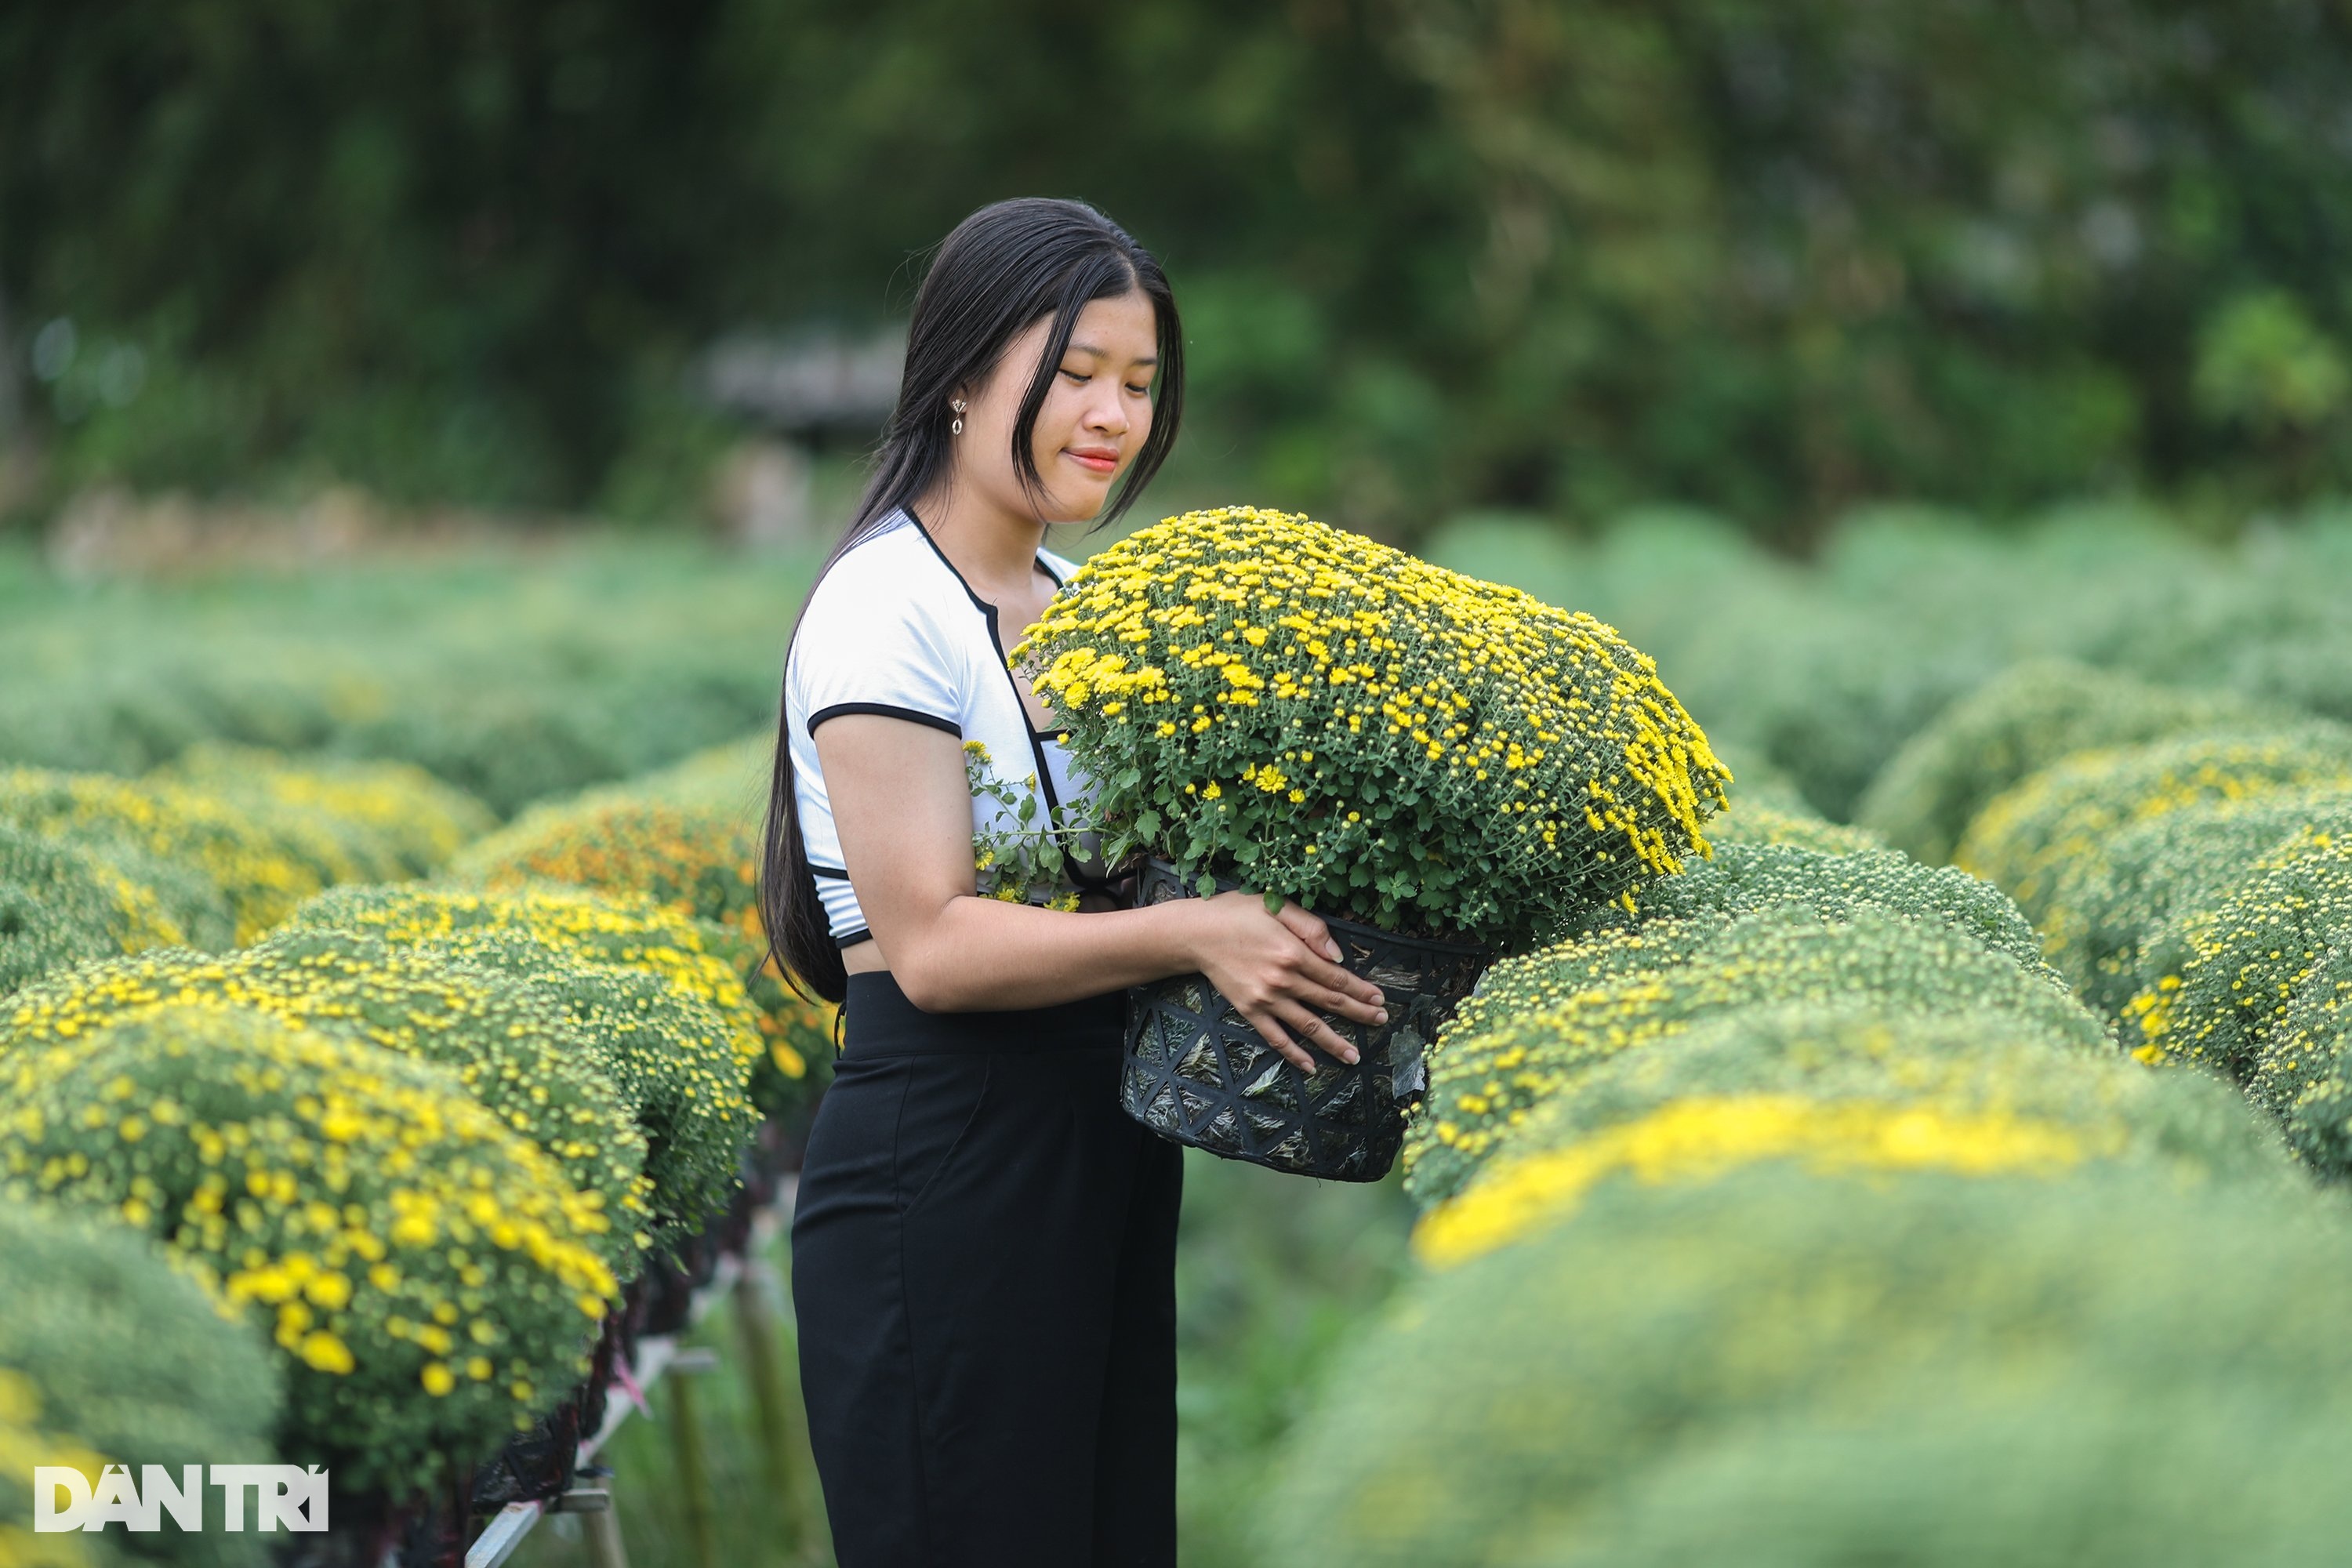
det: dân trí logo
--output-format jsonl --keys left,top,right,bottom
{"left": 35, "top": 1465, "right": 329, "bottom": 1534}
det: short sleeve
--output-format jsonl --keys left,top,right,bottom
{"left": 789, "top": 550, "right": 967, "bottom": 740}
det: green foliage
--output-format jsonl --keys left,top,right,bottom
{"left": 1856, "top": 660, "right": 2265, "bottom": 864}
{"left": 0, "top": 1006, "right": 617, "bottom": 1501}
{"left": 1019, "top": 507, "right": 1730, "bottom": 946}
{"left": 2270, "top": 940, "right": 2352, "bottom": 1179}
{"left": 1, "top": 1387, "right": 97, "bottom": 1565}
{"left": 1429, "top": 506, "right": 2352, "bottom": 824}
{"left": 0, "top": 933, "right": 655, "bottom": 1270}
{"left": 453, "top": 795, "right": 765, "bottom": 933}
{"left": 0, "top": 823, "right": 205, "bottom": 997}
{"left": 1171, "top": 1154, "right": 1414, "bottom": 1568}
{"left": 1702, "top": 740, "right": 1815, "bottom": 814}
{"left": 1258, "top": 1168, "right": 2352, "bottom": 1568}
{"left": 2195, "top": 290, "right": 2352, "bottom": 438}
{"left": 1955, "top": 724, "right": 2352, "bottom": 930}
{"left": 609, "top": 730, "right": 770, "bottom": 816}
{"left": 448, "top": 789, "right": 831, "bottom": 1121}
{"left": 11, "top": 3, "right": 2352, "bottom": 526}
{"left": 1578, "top": 840, "right": 2058, "bottom": 982}
{"left": 691, "top": 919, "right": 831, "bottom": 1123}
{"left": 1404, "top": 907, "right": 2104, "bottom": 1207}
{"left": 0, "top": 542, "right": 814, "bottom": 815}
{"left": 0, "top": 1198, "right": 281, "bottom": 1568}
{"left": 2042, "top": 786, "right": 2352, "bottom": 1019}
{"left": 1703, "top": 799, "right": 1881, "bottom": 856}
{"left": 0, "top": 768, "right": 328, "bottom": 944}
{"left": 278, "top": 884, "right": 759, "bottom": 1254}
{"left": 1501, "top": 1004, "right": 2287, "bottom": 1192}
{"left": 149, "top": 743, "right": 496, "bottom": 881}
{"left": 2133, "top": 832, "right": 2352, "bottom": 1105}
{"left": 1541, "top": 1367, "right": 2352, "bottom": 1568}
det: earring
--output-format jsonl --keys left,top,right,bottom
{"left": 949, "top": 397, "right": 966, "bottom": 437}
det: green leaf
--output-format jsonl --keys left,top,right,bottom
{"left": 1196, "top": 872, "right": 1218, "bottom": 899}
{"left": 1261, "top": 889, "right": 1285, "bottom": 915}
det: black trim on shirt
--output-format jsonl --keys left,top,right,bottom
{"left": 903, "top": 506, "right": 1000, "bottom": 616}
{"left": 902, "top": 508, "right": 1113, "bottom": 891}
{"left": 902, "top": 505, "right": 1074, "bottom": 789}
{"left": 808, "top": 702, "right": 961, "bottom": 739}
{"left": 809, "top": 514, "right": 1083, "bottom": 948}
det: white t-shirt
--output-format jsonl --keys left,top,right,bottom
{"left": 786, "top": 507, "right": 1097, "bottom": 946}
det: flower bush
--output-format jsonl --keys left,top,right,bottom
{"left": 0, "top": 768, "right": 328, "bottom": 945}
{"left": 278, "top": 885, "right": 760, "bottom": 1250}
{"left": 1855, "top": 660, "right": 2270, "bottom": 864}
{"left": 1952, "top": 724, "right": 2352, "bottom": 927}
{"left": 697, "top": 921, "right": 831, "bottom": 1120}
{"left": 1704, "top": 799, "right": 1881, "bottom": 856}
{"left": 456, "top": 797, "right": 762, "bottom": 938}
{"left": 1014, "top": 506, "right": 1730, "bottom": 946}
{"left": 2270, "top": 939, "right": 2352, "bottom": 1176}
{"left": 1414, "top": 839, "right": 2077, "bottom": 1141}
{"left": 1, "top": 1361, "right": 106, "bottom": 1568}
{"left": 451, "top": 797, "right": 829, "bottom": 1116}
{"left": 1569, "top": 840, "right": 2060, "bottom": 982}
{"left": 2038, "top": 786, "right": 2352, "bottom": 1018}
{"left": 0, "top": 826, "right": 200, "bottom": 999}
{"left": 2127, "top": 830, "right": 2352, "bottom": 1098}
{"left": 1, "top": 933, "right": 653, "bottom": 1269}
{"left": 1413, "top": 1004, "right": 2286, "bottom": 1267}
{"left": 151, "top": 742, "right": 497, "bottom": 881}
{"left": 0, "top": 546, "right": 808, "bottom": 817}
{"left": 0, "top": 1198, "right": 281, "bottom": 1568}
{"left": 1257, "top": 1167, "right": 2352, "bottom": 1568}
{"left": 0, "top": 1006, "right": 619, "bottom": 1501}
{"left": 1404, "top": 907, "right": 2106, "bottom": 1207}
{"left": 586, "top": 730, "right": 770, "bottom": 815}
{"left": 1534, "top": 1381, "right": 2352, "bottom": 1568}
{"left": 1417, "top": 1094, "right": 2094, "bottom": 1268}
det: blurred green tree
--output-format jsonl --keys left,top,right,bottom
{"left": 2, "top": 0, "right": 2347, "bottom": 536}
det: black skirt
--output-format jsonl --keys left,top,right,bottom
{"left": 789, "top": 971, "right": 1183, "bottom": 1568}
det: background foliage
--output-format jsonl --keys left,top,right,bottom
{"left": 6, "top": 1, "right": 2352, "bottom": 536}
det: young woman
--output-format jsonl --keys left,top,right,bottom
{"left": 760, "top": 198, "right": 1389, "bottom": 1567}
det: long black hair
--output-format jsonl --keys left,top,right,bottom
{"left": 759, "top": 197, "right": 1185, "bottom": 1004}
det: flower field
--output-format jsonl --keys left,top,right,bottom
{"left": 1254, "top": 500, "right": 2352, "bottom": 1566}
{"left": 0, "top": 538, "right": 838, "bottom": 1562}
{"left": 6, "top": 499, "right": 2352, "bottom": 1565}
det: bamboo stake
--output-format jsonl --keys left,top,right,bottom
{"left": 665, "top": 1365, "right": 718, "bottom": 1568}
{"left": 733, "top": 1266, "right": 802, "bottom": 1552}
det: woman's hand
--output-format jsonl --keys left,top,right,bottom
{"left": 1181, "top": 891, "right": 1390, "bottom": 1073}
{"left": 819, "top": 715, "right": 1397, "bottom": 1020}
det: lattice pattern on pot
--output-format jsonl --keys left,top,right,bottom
{"left": 1120, "top": 860, "right": 1488, "bottom": 1181}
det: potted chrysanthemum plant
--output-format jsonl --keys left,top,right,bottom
{"left": 1009, "top": 505, "right": 1731, "bottom": 1179}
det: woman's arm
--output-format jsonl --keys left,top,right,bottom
{"left": 818, "top": 712, "right": 1388, "bottom": 1070}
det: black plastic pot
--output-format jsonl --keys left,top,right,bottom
{"left": 1121, "top": 858, "right": 1490, "bottom": 1181}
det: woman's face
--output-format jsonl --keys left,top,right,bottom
{"left": 955, "top": 287, "right": 1160, "bottom": 525}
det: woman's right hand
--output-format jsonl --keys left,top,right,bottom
{"left": 1180, "top": 891, "right": 1390, "bottom": 1073}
